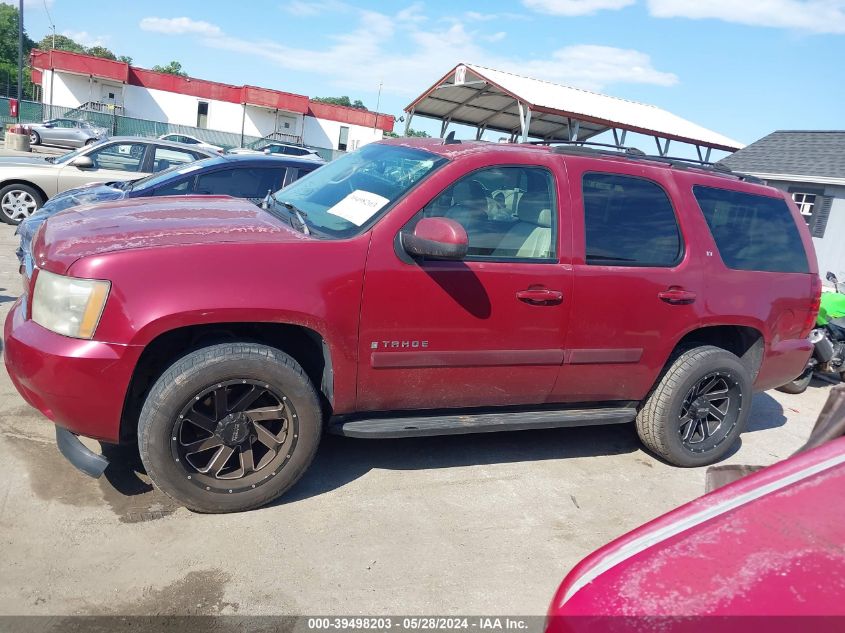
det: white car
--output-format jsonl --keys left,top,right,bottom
{"left": 229, "top": 142, "right": 324, "bottom": 162}
{"left": 158, "top": 133, "right": 224, "bottom": 154}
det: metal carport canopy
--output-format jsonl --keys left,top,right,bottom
{"left": 405, "top": 63, "right": 743, "bottom": 154}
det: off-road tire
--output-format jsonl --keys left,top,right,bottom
{"left": 138, "top": 342, "right": 322, "bottom": 513}
{"left": 636, "top": 345, "right": 752, "bottom": 467}
{"left": 776, "top": 369, "right": 813, "bottom": 395}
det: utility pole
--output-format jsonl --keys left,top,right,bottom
{"left": 17, "top": 0, "right": 23, "bottom": 118}
{"left": 372, "top": 80, "right": 382, "bottom": 132}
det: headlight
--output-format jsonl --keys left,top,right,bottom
{"left": 32, "top": 270, "right": 110, "bottom": 339}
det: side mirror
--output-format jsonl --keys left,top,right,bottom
{"left": 71, "top": 156, "right": 94, "bottom": 169}
{"left": 826, "top": 271, "right": 839, "bottom": 284}
{"left": 402, "top": 217, "right": 468, "bottom": 261}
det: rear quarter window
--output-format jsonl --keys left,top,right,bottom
{"left": 693, "top": 186, "right": 809, "bottom": 273}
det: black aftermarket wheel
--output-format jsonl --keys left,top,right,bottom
{"left": 138, "top": 343, "right": 322, "bottom": 513}
{"left": 636, "top": 345, "right": 752, "bottom": 467}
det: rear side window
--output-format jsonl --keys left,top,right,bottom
{"left": 195, "top": 167, "right": 286, "bottom": 201}
{"left": 583, "top": 173, "right": 682, "bottom": 267}
{"left": 693, "top": 186, "right": 809, "bottom": 273}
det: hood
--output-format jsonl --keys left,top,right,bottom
{"left": 16, "top": 183, "right": 128, "bottom": 261}
{"left": 0, "top": 155, "right": 55, "bottom": 167}
{"left": 34, "top": 195, "right": 309, "bottom": 273}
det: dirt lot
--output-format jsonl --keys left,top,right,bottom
{"left": 0, "top": 220, "right": 834, "bottom": 617}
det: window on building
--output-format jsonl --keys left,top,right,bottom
{"left": 338, "top": 126, "right": 349, "bottom": 151}
{"left": 583, "top": 173, "right": 682, "bottom": 267}
{"left": 693, "top": 186, "right": 809, "bottom": 273}
{"left": 197, "top": 101, "right": 209, "bottom": 129}
{"left": 792, "top": 192, "right": 817, "bottom": 220}
{"left": 788, "top": 185, "right": 832, "bottom": 238}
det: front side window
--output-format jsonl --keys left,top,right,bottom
{"left": 88, "top": 142, "right": 146, "bottom": 172}
{"left": 195, "top": 167, "right": 285, "bottom": 202}
{"left": 416, "top": 166, "right": 557, "bottom": 261}
{"left": 272, "top": 143, "right": 446, "bottom": 238}
{"left": 152, "top": 177, "right": 192, "bottom": 196}
{"left": 153, "top": 146, "right": 198, "bottom": 171}
{"left": 693, "top": 186, "right": 809, "bottom": 273}
{"left": 583, "top": 173, "right": 682, "bottom": 267}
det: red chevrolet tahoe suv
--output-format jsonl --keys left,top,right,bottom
{"left": 4, "top": 139, "right": 819, "bottom": 513}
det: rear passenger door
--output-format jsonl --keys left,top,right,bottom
{"left": 553, "top": 161, "right": 702, "bottom": 403}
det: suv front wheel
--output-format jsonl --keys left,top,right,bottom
{"left": 138, "top": 342, "right": 322, "bottom": 513}
{"left": 636, "top": 346, "right": 752, "bottom": 467}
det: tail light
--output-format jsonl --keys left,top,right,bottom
{"left": 803, "top": 275, "right": 822, "bottom": 336}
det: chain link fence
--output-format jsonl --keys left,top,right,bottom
{"left": 1, "top": 98, "right": 341, "bottom": 161}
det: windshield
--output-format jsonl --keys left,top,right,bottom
{"left": 272, "top": 143, "right": 446, "bottom": 238}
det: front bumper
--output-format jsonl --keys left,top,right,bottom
{"left": 3, "top": 297, "right": 141, "bottom": 443}
{"left": 56, "top": 426, "right": 109, "bottom": 477}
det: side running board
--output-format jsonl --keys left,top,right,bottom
{"left": 329, "top": 407, "right": 637, "bottom": 439}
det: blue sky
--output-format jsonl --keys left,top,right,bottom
{"left": 14, "top": 0, "right": 845, "bottom": 150}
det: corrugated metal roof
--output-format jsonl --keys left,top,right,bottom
{"left": 719, "top": 131, "right": 845, "bottom": 184}
{"left": 406, "top": 63, "right": 743, "bottom": 152}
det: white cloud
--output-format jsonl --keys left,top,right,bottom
{"left": 483, "top": 31, "right": 508, "bottom": 42}
{"left": 282, "top": 0, "right": 349, "bottom": 17}
{"left": 140, "top": 6, "right": 677, "bottom": 98}
{"left": 62, "top": 30, "right": 110, "bottom": 48}
{"left": 139, "top": 16, "right": 222, "bottom": 37}
{"left": 522, "top": 0, "right": 635, "bottom": 16}
{"left": 647, "top": 0, "right": 845, "bottom": 33}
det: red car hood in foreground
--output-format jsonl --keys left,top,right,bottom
{"left": 33, "top": 195, "right": 307, "bottom": 273}
{"left": 548, "top": 435, "right": 845, "bottom": 630}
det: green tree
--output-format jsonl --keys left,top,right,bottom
{"left": 152, "top": 60, "right": 187, "bottom": 77}
{"left": 0, "top": 4, "right": 35, "bottom": 98}
{"left": 85, "top": 45, "right": 117, "bottom": 61}
{"left": 117, "top": 55, "right": 133, "bottom": 65}
{"left": 37, "top": 34, "right": 85, "bottom": 54}
{"left": 312, "top": 95, "right": 368, "bottom": 110}
{"left": 385, "top": 127, "right": 431, "bottom": 138}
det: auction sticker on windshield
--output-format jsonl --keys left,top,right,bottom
{"left": 327, "top": 190, "right": 389, "bottom": 226}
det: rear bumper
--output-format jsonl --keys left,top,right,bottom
{"left": 754, "top": 337, "right": 815, "bottom": 392}
{"left": 3, "top": 297, "right": 141, "bottom": 443}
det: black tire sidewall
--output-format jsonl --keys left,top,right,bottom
{"left": 658, "top": 350, "right": 752, "bottom": 467}
{"left": 138, "top": 344, "right": 322, "bottom": 513}
{"left": 0, "top": 183, "right": 43, "bottom": 225}
{"left": 776, "top": 369, "right": 813, "bottom": 394}
{"left": 30, "top": 131, "right": 40, "bottom": 145}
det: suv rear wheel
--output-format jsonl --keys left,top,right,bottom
{"left": 636, "top": 346, "right": 752, "bottom": 467}
{"left": 138, "top": 342, "right": 322, "bottom": 513}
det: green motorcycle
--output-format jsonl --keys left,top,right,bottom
{"left": 778, "top": 272, "right": 845, "bottom": 394}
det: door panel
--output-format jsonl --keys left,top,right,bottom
{"left": 356, "top": 162, "right": 573, "bottom": 412}
{"left": 551, "top": 161, "right": 703, "bottom": 403}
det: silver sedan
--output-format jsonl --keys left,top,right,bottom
{"left": 29, "top": 118, "right": 108, "bottom": 149}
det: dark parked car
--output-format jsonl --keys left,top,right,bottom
{"left": 16, "top": 153, "right": 321, "bottom": 265}
{"left": 4, "top": 139, "right": 820, "bottom": 513}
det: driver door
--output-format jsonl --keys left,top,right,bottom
{"left": 356, "top": 163, "right": 573, "bottom": 412}
{"left": 57, "top": 141, "right": 150, "bottom": 191}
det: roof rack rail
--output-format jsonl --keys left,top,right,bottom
{"left": 531, "top": 140, "right": 646, "bottom": 156}
{"left": 534, "top": 141, "right": 767, "bottom": 185}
